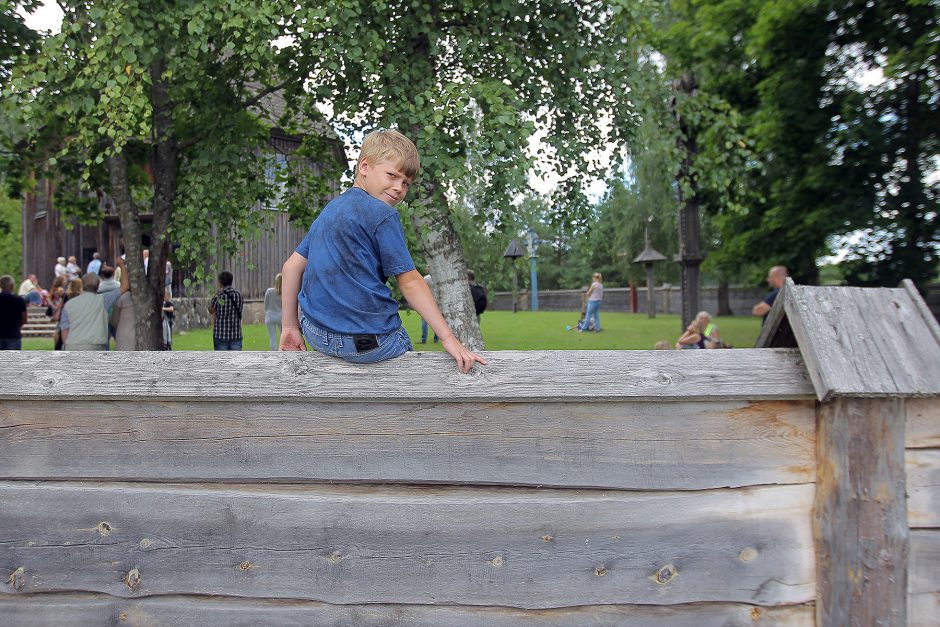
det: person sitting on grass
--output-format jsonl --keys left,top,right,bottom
{"left": 676, "top": 311, "right": 721, "bottom": 349}
{"left": 279, "top": 129, "right": 485, "bottom": 373}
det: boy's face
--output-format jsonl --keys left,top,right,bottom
{"left": 358, "top": 158, "right": 412, "bottom": 206}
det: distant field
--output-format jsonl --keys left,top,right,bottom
{"left": 22, "top": 310, "right": 763, "bottom": 351}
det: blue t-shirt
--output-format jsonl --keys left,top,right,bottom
{"left": 296, "top": 187, "right": 415, "bottom": 334}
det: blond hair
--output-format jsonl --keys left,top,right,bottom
{"left": 358, "top": 129, "right": 420, "bottom": 179}
{"left": 66, "top": 278, "right": 83, "bottom": 298}
{"left": 274, "top": 273, "right": 283, "bottom": 296}
{"left": 592, "top": 272, "right": 603, "bottom": 281}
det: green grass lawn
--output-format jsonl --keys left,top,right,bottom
{"left": 22, "top": 310, "right": 763, "bottom": 351}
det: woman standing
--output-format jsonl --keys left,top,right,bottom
{"left": 264, "top": 273, "right": 283, "bottom": 351}
{"left": 584, "top": 272, "right": 604, "bottom": 332}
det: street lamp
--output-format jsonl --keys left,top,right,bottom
{"left": 525, "top": 228, "right": 541, "bottom": 312}
{"left": 633, "top": 228, "right": 667, "bottom": 318}
{"left": 502, "top": 239, "right": 524, "bottom": 313}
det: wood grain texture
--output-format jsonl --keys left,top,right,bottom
{"left": 909, "top": 592, "right": 940, "bottom": 627}
{"left": 910, "top": 530, "right": 940, "bottom": 596}
{"left": 902, "top": 279, "right": 940, "bottom": 348}
{"left": 0, "top": 594, "right": 815, "bottom": 626}
{"left": 0, "top": 348, "right": 815, "bottom": 401}
{"left": 908, "top": 449, "right": 940, "bottom": 529}
{"left": 781, "top": 281, "right": 940, "bottom": 400}
{"left": 815, "top": 398, "right": 909, "bottom": 627}
{"left": 0, "top": 481, "right": 816, "bottom": 608}
{"left": 907, "top": 397, "right": 940, "bottom": 448}
{"left": 0, "top": 399, "right": 816, "bottom": 490}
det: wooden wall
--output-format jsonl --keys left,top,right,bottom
{"left": 908, "top": 397, "right": 940, "bottom": 626}
{"left": 0, "top": 349, "right": 935, "bottom": 625}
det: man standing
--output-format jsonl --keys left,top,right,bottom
{"left": 86, "top": 252, "right": 103, "bottom": 275}
{"left": 65, "top": 256, "right": 82, "bottom": 281}
{"left": 752, "top": 265, "right": 789, "bottom": 321}
{"left": 208, "top": 270, "right": 243, "bottom": 350}
{"left": 54, "top": 256, "right": 68, "bottom": 279}
{"left": 60, "top": 260, "right": 128, "bottom": 351}
{"left": 0, "top": 275, "right": 28, "bottom": 350}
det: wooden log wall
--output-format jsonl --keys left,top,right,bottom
{"left": 908, "top": 397, "right": 940, "bottom": 626}
{"left": 0, "top": 348, "right": 925, "bottom": 625}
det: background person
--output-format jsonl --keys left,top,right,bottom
{"left": 208, "top": 270, "right": 243, "bottom": 350}
{"left": 0, "top": 275, "right": 28, "bottom": 350}
{"left": 162, "top": 289, "right": 175, "bottom": 350}
{"left": 264, "top": 273, "right": 282, "bottom": 351}
{"left": 584, "top": 272, "right": 604, "bottom": 332}
{"left": 752, "top": 265, "right": 788, "bottom": 321}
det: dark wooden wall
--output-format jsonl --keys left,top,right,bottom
{"left": 19, "top": 131, "right": 336, "bottom": 299}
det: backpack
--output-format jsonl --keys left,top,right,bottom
{"left": 470, "top": 283, "right": 488, "bottom": 315}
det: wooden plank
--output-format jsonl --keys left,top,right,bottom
{"left": 0, "top": 349, "right": 815, "bottom": 402}
{"left": 849, "top": 288, "right": 920, "bottom": 393}
{"left": 815, "top": 398, "right": 909, "bottom": 626}
{"left": 0, "top": 482, "right": 816, "bottom": 608}
{"left": 908, "top": 449, "right": 940, "bottom": 528}
{"left": 910, "top": 529, "right": 940, "bottom": 596}
{"left": 0, "top": 594, "right": 815, "bottom": 626}
{"left": 778, "top": 282, "right": 940, "bottom": 400}
{"left": 910, "top": 592, "right": 940, "bottom": 627}
{"left": 0, "top": 399, "right": 816, "bottom": 490}
{"left": 902, "top": 279, "right": 940, "bottom": 348}
{"left": 907, "top": 397, "right": 940, "bottom": 448}
{"left": 782, "top": 283, "right": 861, "bottom": 402}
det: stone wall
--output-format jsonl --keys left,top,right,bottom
{"left": 491, "top": 286, "right": 767, "bottom": 316}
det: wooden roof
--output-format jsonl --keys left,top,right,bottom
{"left": 756, "top": 278, "right": 940, "bottom": 401}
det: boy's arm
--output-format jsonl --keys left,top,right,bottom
{"left": 396, "top": 269, "right": 487, "bottom": 373}
{"left": 279, "top": 252, "right": 307, "bottom": 351}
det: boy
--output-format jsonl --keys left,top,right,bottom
{"left": 280, "top": 129, "right": 486, "bottom": 374}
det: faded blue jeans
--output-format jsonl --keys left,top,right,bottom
{"left": 585, "top": 299, "right": 602, "bottom": 331}
{"left": 300, "top": 313, "right": 412, "bottom": 364}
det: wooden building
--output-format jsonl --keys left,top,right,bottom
{"left": 0, "top": 280, "right": 937, "bottom": 625}
{"left": 20, "top": 103, "right": 340, "bottom": 300}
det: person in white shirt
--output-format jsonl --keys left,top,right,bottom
{"left": 65, "top": 256, "right": 82, "bottom": 281}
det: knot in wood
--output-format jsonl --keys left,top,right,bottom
{"left": 7, "top": 567, "right": 25, "bottom": 591}
{"left": 594, "top": 565, "right": 608, "bottom": 577}
{"left": 750, "top": 607, "right": 761, "bottom": 620}
{"left": 124, "top": 567, "right": 141, "bottom": 590}
{"left": 239, "top": 561, "right": 252, "bottom": 571}
{"left": 138, "top": 538, "right": 153, "bottom": 549}
{"left": 119, "top": 612, "right": 129, "bottom": 621}
{"left": 96, "top": 521, "right": 112, "bottom": 536}
{"left": 652, "top": 564, "right": 678, "bottom": 585}
{"left": 328, "top": 551, "right": 343, "bottom": 564}
{"left": 542, "top": 534, "right": 554, "bottom": 542}
{"left": 739, "top": 547, "right": 758, "bottom": 562}
{"left": 490, "top": 556, "right": 504, "bottom": 567}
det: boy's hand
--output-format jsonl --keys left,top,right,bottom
{"left": 279, "top": 326, "right": 307, "bottom": 351}
{"left": 440, "top": 335, "right": 487, "bottom": 373}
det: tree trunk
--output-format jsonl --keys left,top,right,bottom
{"left": 409, "top": 177, "right": 484, "bottom": 352}
{"left": 140, "top": 58, "right": 176, "bottom": 350}
{"left": 717, "top": 279, "right": 733, "bottom": 316}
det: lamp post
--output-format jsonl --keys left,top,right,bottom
{"left": 633, "top": 228, "right": 667, "bottom": 318}
{"left": 502, "top": 240, "right": 524, "bottom": 313}
{"left": 525, "top": 229, "right": 541, "bottom": 312}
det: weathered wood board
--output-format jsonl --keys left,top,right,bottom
{"left": 910, "top": 592, "right": 940, "bottom": 627}
{"left": 911, "top": 530, "right": 940, "bottom": 597}
{"left": 907, "top": 398, "right": 940, "bottom": 449}
{"left": 0, "top": 594, "right": 815, "bottom": 626}
{"left": 0, "top": 349, "right": 815, "bottom": 401}
{"left": 767, "top": 282, "right": 940, "bottom": 400}
{"left": 0, "top": 481, "right": 816, "bottom": 608}
{"left": 0, "top": 399, "right": 816, "bottom": 490}
{"left": 815, "top": 397, "right": 909, "bottom": 626}
{"left": 908, "top": 449, "right": 940, "bottom": 528}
